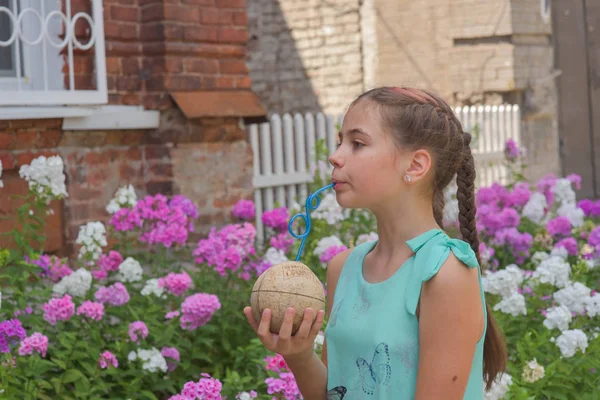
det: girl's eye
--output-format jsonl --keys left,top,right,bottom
{"left": 353, "top": 141, "right": 364, "bottom": 149}
{"left": 335, "top": 142, "right": 342, "bottom": 148}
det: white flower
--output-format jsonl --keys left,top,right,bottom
{"left": 141, "top": 279, "right": 165, "bottom": 298}
{"left": 135, "top": 348, "right": 168, "bottom": 373}
{"left": 18, "top": 155, "right": 68, "bottom": 204}
{"left": 584, "top": 294, "right": 600, "bottom": 318}
{"left": 237, "top": 393, "right": 253, "bottom": 400}
{"left": 128, "top": 351, "right": 137, "bottom": 361}
{"left": 76, "top": 222, "right": 107, "bottom": 263}
{"left": 53, "top": 268, "right": 92, "bottom": 297}
{"left": 532, "top": 251, "right": 550, "bottom": 265}
{"left": 118, "top": 257, "right": 143, "bottom": 283}
{"left": 521, "top": 358, "right": 545, "bottom": 383}
{"left": 553, "top": 178, "right": 576, "bottom": 206}
{"left": 531, "top": 256, "right": 571, "bottom": 288}
{"left": 484, "top": 373, "right": 512, "bottom": 400}
{"left": 482, "top": 265, "right": 523, "bottom": 297}
{"left": 106, "top": 184, "right": 137, "bottom": 214}
{"left": 522, "top": 192, "right": 547, "bottom": 223}
{"left": 550, "top": 246, "right": 569, "bottom": 260}
{"left": 557, "top": 203, "right": 585, "bottom": 228}
{"left": 493, "top": 292, "right": 527, "bottom": 317}
{"left": 555, "top": 329, "right": 588, "bottom": 358}
{"left": 543, "top": 305, "right": 572, "bottom": 331}
{"left": 553, "top": 282, "right": 592, "bottom": 314}
{"left": 314, "top": 235, "right": 344, "bottom": 257}
{"left": 312, "top": 193, "right": 346, "bottom": 225}
{"left": 314, "top": 331, "right": 325, "bottom": 349}
{"left": 264, "top": 247, "right": 288, "bottom": 265}
{"left": 356, "top": 232, "right": 379, "bottom": 245}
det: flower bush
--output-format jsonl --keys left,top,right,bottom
{"left": 1, "top": 139, "right": 599, "bottom": 399}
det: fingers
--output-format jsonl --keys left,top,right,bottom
{"left": 256, "top": 308, "right": 274, "bottom": 346}
{"left": 308, "top": 309, "right": 326, "bottom": 339}
{"left": 278, "top": 307, "right": 296, "bottom": 340}
{"left": 243, "top": 306, "right": 259, "bottom": 331}
{"left": 294, "top": 308, "right": 314, "bottom": 339}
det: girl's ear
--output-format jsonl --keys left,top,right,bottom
{"left": 404, "top": 149, "right": 432, "bottom": 183}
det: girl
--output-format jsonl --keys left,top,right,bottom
{"left": 243, "top": 87, "right": 508, "bottom": 399}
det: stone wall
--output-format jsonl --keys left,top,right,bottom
{"left": 247, "top": 0, "right": 364, "bottom": 115}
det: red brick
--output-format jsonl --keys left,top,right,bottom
{"left": 143, "top": 57, "right": 165, "bottom": 74}
{"left": 217, "top": 27, "right": 247, "bottom": 44}
{"left": 164, "top": 4, "right": 200, "bottom": 23}
{"left": 164, "top": 24, "right": 184, "bottom": 40}
{"left": 219, "top": 59, "right": 248, "bottom": 75}
{"left": 215, "top": 76, "right": 236, "bottom": 89}
{"left": 0, "top": 121, "right": 9, "bottom": 129}
{"left": 143, "top": 93, "right": 173, "bottom": 110}
{"left": 141, "top": 4, "right": 164, "bottom": 22}
{"left": 15, "top": 131, "right": 37, "bottom": 150}
{"left": 235, "top": 76, "right": 252, "bottom": 89}
{"left": 9, "top": 120, "right": 37, "bottom": 129}
{"left": 182, "top": 0, "right": 214, "bottom": 4}
{"left": 73, "top": 57, "right": 93, "bottom": 75}
{"left": 149, "top": 162, "right": 173, "bottom": 177}
{"left": 69, "top": 203, "right": 92, "bottom": 222}
{"left": 184, "top": 59, "right": 219, "bottom": 74}
{"left": 69, "top": 185, "right": 103, "bottom": 202}
{"left": 185, "top": 26, "right": 218, "bottom": 42}
{"left": 117, "top": 76, "right": 143, "bottom": 91}
{"left": 37, "top": 130, "right": 63, "bottom": 149}
{"left": 140, "top": 23, "right": 164, "bottom": 41}
{"left": 146, "top": 76, "right": 165, "bottom": 91}
{"left": 232, "top": 11, "right": 247, "bottom": 25}
{"left": 164, "top": 76, "right": 203, "bottom": 91}
{"left": 146, "top": 181, "right": 173, "bottom": 195}
{"left": 104, "top": 21, "right": 138, "bottom": 41}
{"left": 122, "top": 58, "right": 140, "bottom": 75}
{"left": 126, "top": 148, "right": 142, "bottom": 161}
{"left": 0, "top": 153, "right": 15, "bottom": 169}
{"left": 146, "top": 146, "right": 171, "bottom": 161}
{"left": 106, "top": 57, "right": 121, "bottom": 74}
{"left": 74, "top": 75, "right": 95, "bottom": 90}
{"left": 216, "top": 0, "right": 245, "bottom": 7}
{"left": 111, "top": 5, "right": 139, "bottom": 22}
{"left": 218, "top": 10, "right": 233, "bottom": 25}
{"left": 0, "top": 133, "right": 15, "bottom": 150}
{"left": 201, "top": 8, "right": 219, "bottom": 25}
{"left": 106, "top": 41, "right": 142, "bottom": 57}
{"left": 166, "top": 58, "right": 183, "bottom": 73}
{"left": 85, "top": 150, "right": 112, "bottom": 165}
{"left": 106, "top": 76, "right": 117, "bottom": 91}
{"left": 139, "top": 0, "right": 163, "bottom": 5}
{"left": 37, "top": 119, "right": 62, "bottom": 128}
{"left": 121, "top": 131, "right": 145, "bottom": 146}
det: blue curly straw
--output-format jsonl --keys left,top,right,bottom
{"left": 288, "top": 182, "right": 336, "bottom": 261}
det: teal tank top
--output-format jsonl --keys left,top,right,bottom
{"left": 324, "top": 229, "right": 487, "bottom": 400}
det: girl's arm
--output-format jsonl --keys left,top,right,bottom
{"left": 283, "top": 248, "right": 352, "bottom": 400}
{"left": 415, "top": 252, "right": 485, "bottom": 399}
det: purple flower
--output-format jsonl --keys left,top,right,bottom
{"left": 18, "top": 332, "right": 48, "bottom": 357}
{"left": 504, "top": 139, "right": 520, "bottom": 161}
{"left": 578, "top": 199, "right": 600, "bottom": 218}
{"left": 566, "top": 174, "right": 582, "bottom": 190}
{"left": 128, "top": 321, "right": 149, "bottom": 343}
{"left": 98, "top": 351, "right": 118, "bottom": 369}
{"left": 94, "top": 282, "right": 130, "bottom": 306}
{"left": 270, "top": 232, "right": 294, "bottom": 253}
{"left": 536, "top": 173, "right": 558, "bottom": 206}
{"left": 159, "top": 271, "right": 192, "bottom": 297}
{"left": 493, "top": 228, "right": 533, "bottom": 263}
{"left": 546, "top": 216, "right": 572, "bottom": 237}
{"left": 0, "top": 319, "right": 27, "bottom": 353}
{"left": 261, "top": 207, "right": 289, "bottom": 231}
{"left": 505, "top": 182, "right": 531, "bottom": 208}
{"left": 554, "top": 237, "right": 578, "bottom": 256}
{"left": 42, "top": 295, "right": 75, "bottom": 326}
{"left": 180, "top": 293, "right": 221, "bottom": 331}
{"left": 232, "top": 199, "right": 256, "bottom": 221}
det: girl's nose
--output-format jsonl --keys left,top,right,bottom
{"left": 328, "top": 147, "right": 344, "bottom": 169}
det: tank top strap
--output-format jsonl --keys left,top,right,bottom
{"left": 404, "top": 229, "right": 480, "bottom": 315}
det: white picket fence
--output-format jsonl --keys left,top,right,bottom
{"left": 247, "top": 105, "right": 521, "bottom": 242}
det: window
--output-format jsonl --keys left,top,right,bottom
{"left": 0, "top": 0, "right": 21, "bottom": 78}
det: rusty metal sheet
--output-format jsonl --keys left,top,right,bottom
{"left": 170, "top": 90, "right": 267, "bottom": 119}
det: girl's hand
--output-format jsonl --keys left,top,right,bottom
{"left": 243, "top": 306, "right": 325, "bottom": 357}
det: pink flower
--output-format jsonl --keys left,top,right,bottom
{"left": 128, "top": 321, "right": 149, "bottom": 343}
{"left": 92, "top": 251, "right": 123, "bottom": 280}
{"left": 504, "top": 139, "right": 520, "bottom": 161}
{"left": 554, "top": 237, "right": 578, "bottom": 256}
{"left": 76, "top": 301, "right": 105, "bottom": 321}
{"left": 159, "top": 271, "right": 192, "bottom": 297}
{"left": 265, "top": 354, "right": 289, "bottom": 372}
{"left": 18, "top": 332, "right": 48, "bottom": 357}
{"left": 266, "top": 372, "right": 301, "bottom": 399}
{"left": 173, "top": 373, "right": 223, "bottom": 400}
{"left": 28, "top": 255, "right": 72, "bottom": 283}
{"left": 319, "top": 245, "right": 348, "bottom": 264}
{"left": 546, "top": 216, "right": 572, "bottom": 237}
{"left": 43, "top": 295, "right": 75, "bottom": 325}
{"left": 162, "top": 346, "right": 180, "bottom": 371}
{"left": 232, "top": 199, "right": 256, "bottom": 221}
{"left": 180, "top": 293, "right": 221, "bottom": 331}
{"left": 261, "top": 207, "right": 289, "bottom": 231}
{"left": 165, "top": 310, "right": 180, "bottom": 320}
{"left": 94, "top": 282, "right": 130, "bottom": 306}
{"left": 98, "top": 351, "right": 118, "bottom": 369}
{"left": 270, "top": 232, "right": 294, "bottom": 253}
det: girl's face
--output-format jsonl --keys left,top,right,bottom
{"left": 329, "top": 100, "right": 415, "bottom": 210}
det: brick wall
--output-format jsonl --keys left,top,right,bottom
{"left": 247, "top": 0, "right": 364, "bottom": 115}
{"left": 0, "top": 0, "right": 256, "bottom": 255}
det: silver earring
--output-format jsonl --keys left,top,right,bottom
{"left": 405, "top": 175, "right": 412, "bottom": 183}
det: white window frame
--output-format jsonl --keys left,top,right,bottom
{"left": 0, "top": 0, "right": 107, "bottom": 106}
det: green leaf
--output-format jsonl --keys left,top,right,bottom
{"left": 141, "top": 390, "right": 159, "bottom": 400}
{"left": 52, "top": 358, "right": 67, "bottom": 369}
{"left": 62, "top": 369, "right": 84, "bottom": 384}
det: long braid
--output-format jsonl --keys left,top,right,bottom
{"left": 456, "top": 132, "right": 480, "bottom": 261}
